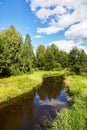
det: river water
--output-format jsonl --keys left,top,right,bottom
{"left": 0, "top": 76, "right": 70, "bottom": 130}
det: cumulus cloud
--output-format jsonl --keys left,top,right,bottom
{"left": 36, "top": 6, "right": 66, "bottom": 21}
{"left": 30, "top": 0, "right": 77, "bottom": 11}
{"left": 27, "top": 0, "right": 87, "bottom": 52}
{"left": 37, "top": 26, "right": 62, "bottom": 35}
{"left": 51, "top": 40, "right": 75, "bottom": 52}
{"left": 34, "top": 35, "right": 41, "bottom": 38}
{"left": 50, "top": 40, "right": 87, "bottom": 53}
{"left": 29, "top": 0, "right": 87, "bottom": 34}
{"left": 65, "top": 20, "right": 87, "bottom": 46}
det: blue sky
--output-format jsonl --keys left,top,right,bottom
{"left": 0, "top": 0, "right": 87, "bottom": 52}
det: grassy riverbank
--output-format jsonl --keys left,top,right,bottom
{"left": 0, "top": 70, "right": 64, "bottom": 103}
{"left": 0, "top": 71, "right": 87, "bottom": 130}
{"left": 52, "top": 74, "right": 87, "bottom": 130}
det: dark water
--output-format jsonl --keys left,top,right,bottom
{"left": 0, "top": 76, "right": 70, "bottom": 130}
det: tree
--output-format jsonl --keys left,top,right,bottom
{"left": 68, "top": 47, "right": 87, "bottom": 74}
{"left": 58, "top": 51, "right": 68, "bottom": 68}
{"left": 0, "top": 25, "right": 23, "bottom": 75}
{"left": 0, "top": 26, "right": 35, "bottom": 76}
{"left": 79, "top": 49, "right": 87, "bottom": 72}
{"left": 36, "top": 45, "right": 46, "bottom": 69}
{"left": 45, "top": 44, "right": 64, "bottom": 70}
{"left": 45, "top": 45, "right": 55, "bottom": 70}
{"left": 35, "top": 44, "right": 68, "bottom": 70}
{"left": 19, "top": 34, "right": 34, "bottom": 73}
{"left": 0, "top": 36, "right": 10, "bottom": 76}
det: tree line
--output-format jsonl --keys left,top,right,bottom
{"left": 0, "top": 26, "right": 87, "bottom": 77}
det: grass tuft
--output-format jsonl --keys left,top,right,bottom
{"left": 51, "top": 74, "right": 87, "bottom": 130}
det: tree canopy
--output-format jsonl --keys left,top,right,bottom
{"left": 68, "top": 47, "right": 87, "bottom": 74}
{"left": 0, "top": 26, "right": 87, "bottom": 77}
{"left": 0, "top": 26, "right": 34, "bottom": 76}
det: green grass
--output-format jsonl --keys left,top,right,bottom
{"left": 0, "top": 70, "right": 64, "bottom": 103}
{"left": 52, "top": 74, "right": 87, "bottom": 130}
{"left": 1, "top": 70, "right": 87, "bottom": 130}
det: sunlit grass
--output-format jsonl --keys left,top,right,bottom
{"left": 0, "top": 70, "right": 64, "bottom": 103}
{"left": 52, "top": 74, "right": 87, "bottom": 130}
{"left": 1, "top": 70, "right": 87, "bottom": 130}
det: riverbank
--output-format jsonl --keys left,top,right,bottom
{"left": 52, "top": 74, "right": 87, "bottom": 130}
{"left": 0, "top": 71, "right": 87, "bottom": 129}
{"left": 0, "top": 70, "right": 65, "bottom": 103}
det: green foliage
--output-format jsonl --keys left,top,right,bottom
{"left": 44, "top": 44, "right": 67, "bottom": 70}
{"left": 0, "top": 26, "right": 34, "bottom": 76}
{"left": 0, "top": 26, "right": 23, "bottom": 76}
{"left": 0, "top": 26, "right": 87, "bottom": 77}
{"left": 59, "top": 51, "right": 68, "bottom": 68}
{"left": 52, "top": 75, "right": 87, "bottom": 130}
{"left": 35, "top": 44, "right": 68, "bottom": 71}
{"left": 36, "top": 45, "right": 46, "bottom": 69}
{"left": 45, "top": 45, "right": 55, "bottom": 70}
{"left": 52, "top": 109, "right": 69, "bottom": 130}
{"left": 52, "top": 104, "right": 86, "bottom": 130}
{"left": 35, "top": 44, "right": 87, "bottom": 74}
{"left": 0, "top": 71, "right": 64, "bottom": 102}
{"left": 18, "top": 34, "right": 34, "bottom": 73}
{"left": 68, "top": 47, "right": 87, "bottom": 74}
{"left": 0, "top": 36, "right": 11, "bottom": 76}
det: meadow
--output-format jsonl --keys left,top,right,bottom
{"left": 0, "top": 70, "right": 87, "bottom": 130}
{"left": 0, "top": 70, "right": 64, "bottom": 103}
{"left": 52, "top": 74, "right": 87, "bottom": 130}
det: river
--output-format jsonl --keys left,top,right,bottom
{"left": 0, "top": 76, "right": 70, "bottom": 130}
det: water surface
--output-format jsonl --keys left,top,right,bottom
{"left": 0, "top": 76, "right": 70, "bottom": 130}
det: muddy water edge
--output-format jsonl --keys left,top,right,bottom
{"left": 0, "top": 76, "right": 70, "bottom": 130}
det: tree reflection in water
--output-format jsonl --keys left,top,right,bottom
{"left": 0, "top": 76, "right": 69, "bottom": 130}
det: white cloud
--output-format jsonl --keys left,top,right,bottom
{"left": 37, "top": 26, "right": 62, "bottom": 35}
{"left": 65, "top": 20, "right": 87, "bottom": 38}
{"left": 36, "top": 8, "right": 51, "bottom": 20}
{"left": 34, "top": 35, "right": 41, "bottom": 38}
{"left": 29, "top": 0, "right": 87, "bottom": 52}
{"left": 51, "top": 40, "right": 75, "bottom": 52}
{"left": 30, "top": 0, "right": 60, "bottom": 11}
{"left": 50, "top": 40, "right": 87, "bottom": 53}
{"left": 65, "top": 20, "right": 87, "bottom": 46}
{"left": 30, "top": 0, "right": 87, "bottom": 11}
{"left": 29, "top": 0, "right": 87, "bottom": 35}
{"left": 30, "top": 0, "right": 76, "bottom": 11}
{"left": 36, "top": 6, "right": 66, "bottom": 21}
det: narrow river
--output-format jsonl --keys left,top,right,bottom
{"left": 0, "top": 76, "right": 70, "bottom": 130}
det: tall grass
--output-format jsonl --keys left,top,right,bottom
{"left": 0, "top": 71, "right": 64, "bottom": 103}
{"left": 52, "top": 75, "right": 87, "bottom": 130}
